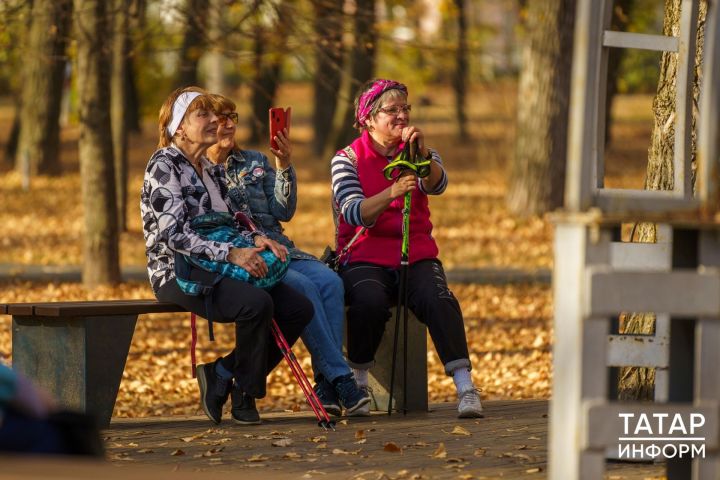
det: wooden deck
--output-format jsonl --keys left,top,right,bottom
{"left": 91, "top": 400, "right": 663, "bottom": 479}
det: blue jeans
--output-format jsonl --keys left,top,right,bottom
{"left": 283, "top": 259, "right": 350, "bottom": 382}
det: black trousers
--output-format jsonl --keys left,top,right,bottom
{"left": 157, "top": 268, "right": 313, "bottom": 398}
{"left": 340, "top": 259, "right": 470, "bottom": 373}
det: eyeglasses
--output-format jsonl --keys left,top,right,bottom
{"left": 217, "top": 112, "right": 239, "bottom": 125}
{"left": 378, "top": 104, "right": 412, "bottom": 116}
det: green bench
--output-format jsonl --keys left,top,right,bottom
{"left": 1, "top": 300, "right": 427, "bottom": 426}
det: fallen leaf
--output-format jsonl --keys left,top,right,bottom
{"left": 355, "top": 429, "right": 366, "bottom": 440}
{"left": 525, "top": 467, "right": 542, "bottom": 473}
{"left": 516, "top": 444, "right": 528, "bottom": 450}
{"left": 248, "top": 454, "right": 270, "bottom": 462}
{"left": 431, "top": 443, "right": 447, "bottom": 459}
{"left": 284, "top": 452, "right": 303, "bottom": 459}
{"left": 272, "top": 438, "right": 294, "bottom": 447}
{"left": 303, "top": 470, "right": 327, "bottom": 477}
{"left": 449, "top": 426, "right": 471, "bottom": 436}
{"left": 137, "top": 448, "right": 154, "bottom": 454}
{"left": 383, "top": 442, "right": 402, "bottom": 453}
{"left": 198, "top": 447, "right": 224, "bottom": 457}
{"left": 170, "top": 449, "right": 185, "bottom": 456}
{"left": 127, "top": 442, "right": 138, "bottom": 447}
{"left": 349, "top": 471, "right": 387, "bottom": 480}
{"left": 181, "top": 433, "right": 206, "bottom": 442}
{"left": 309, "top": 435, "right": 327, "bottom": 443}
{"left": 355, "top": 438, "right": 367, "bottom": 444}
{"left": 457, "top": 475, "right": 475, "bottom": 480}
{"left": 446, "top": 457, "right": 465, "bottom": 463}
{"left": 473, "top": 448, "right": 486, "bottom": 457}
{"left": 333, "top": 448, "right": 350, "bottom": 455}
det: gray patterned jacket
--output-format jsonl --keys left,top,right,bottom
{"left": 141, "top": 146, "right": 257, "bottom": 293}
{"left": 225, "top": 149, "right": 316, "bottom": 261}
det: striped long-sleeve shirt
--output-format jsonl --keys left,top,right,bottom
{"left": 331, "top": 148, "right": 447, "bottom": 228}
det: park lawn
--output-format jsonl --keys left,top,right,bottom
{"left": 0, "top": 84, "right": 653, "bottom": 416}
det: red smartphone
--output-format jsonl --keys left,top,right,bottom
{"left": 269, "top": 107, "right": 291, "bottom": 150}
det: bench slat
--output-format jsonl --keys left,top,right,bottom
{"left": 35, "top": 300, "right": 185, "bottom": 317}
{"left": 4, "top": 300, "right": 185, "bottom": 317}
{"left": 4, "top": 303, "right": 35, "bottom": 316}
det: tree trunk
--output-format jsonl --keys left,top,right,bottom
{"left": 605, "top": 0, "right": 635, "bottom": 145}
{"left": 112, "top": 0, "right": 131, "bottom": 232}
{"left": 506, "top": 0, "right": 576, "bottom": 215}
{"left": 248, "top": 3, "right": 290, "bottom": 146}
{"left": 75, "top": 0, "right": 121, "bottom": 286}
{"left": 176, "top": 0, "right": 206, "bottom": 88}
{"left": 453, "top": 0, "right": 469, "bottom": 142}
{"left": 4, "top": 102, "right": 20, "bottom": 167}
{"left": 124, "top": 0, "right": 145, "bottom": 134}
{"left": 205, "top": 0, "right": 226, "bottom": 94}
{"left": 619, "top": 0, "right": 707, "bottom": 400}
{"left": 311, "top": 0, "right": 345, "bottom": 156}
{"left": 330, "top": 0, "right": 377, "bottom": 153}
{"left": 15, "top": 0, "right": 72, "bottom": 176}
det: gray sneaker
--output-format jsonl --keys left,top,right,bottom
{"left": 333, "top": 374, "right": 371, "bottom": 416}
{"left": 457, "top": 387, "right": 483, "bottom": 418}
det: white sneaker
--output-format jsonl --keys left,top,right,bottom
{"left": 457, "top": 387, "right": 483, "bottom": 418}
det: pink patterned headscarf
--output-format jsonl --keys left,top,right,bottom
{"left": 356, "top": 79, "right": 408, "bottom": 126}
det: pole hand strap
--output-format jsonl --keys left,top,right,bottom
{"left": 383, "top": 139, "right": 432, "bottom": 181}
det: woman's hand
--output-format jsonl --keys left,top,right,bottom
{"left": 389, "top": 172, "right": 417, "bottom": 200}
{"left": 228, "top": 246, "right": 268, "bottom": 277}
{"left": 254, "top": 235, "right": 289, "bottom": 263}
{"left": 360, "top": 172, "right": 417, "bottom": 225}
{"left": 401, "top": 126, "right": 429, "bottom": 159}
{"left": 270, "top": 128, "right": 292, "bottom": 169}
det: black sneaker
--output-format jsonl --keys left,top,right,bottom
{"left": 230, "top": 388, "right": 261, "bottom": 425}
{"left": 333, "top": 373, "right": 371, "bottom": 416}
{"left": 313, "top": 375, "right": 341, "bottom": 417}
{"left": 196, "top": 359, "right": 232, "bottom": 424}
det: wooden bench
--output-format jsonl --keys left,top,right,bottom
{"left": 1, "top": 300, "right": 427, "bottom": 426}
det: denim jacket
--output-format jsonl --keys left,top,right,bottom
{"left": 225, "top": 149, "right": 316, "bottom": 261}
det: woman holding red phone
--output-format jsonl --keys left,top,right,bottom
{"left": 207, "top": 94, "right": 371, "bottom": 417}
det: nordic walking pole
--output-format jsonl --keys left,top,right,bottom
{"left": 384, "top": 139, "right": 427, "bottom": 416}
{"left": 388, "top": 188, "right": 411, "bottom": 416}
{"left": 271, "top": 319, "right": 336, "bottom": 430}
{"left": 232, "top": 211, "right": 334, "bottom": 429}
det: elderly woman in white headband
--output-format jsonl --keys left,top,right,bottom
{"left": 140, "top": 86, "right": 313, "bottom": 426}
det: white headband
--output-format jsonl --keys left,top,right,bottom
{"left": 166, "top": 91, "right": 203, "bottom": 137}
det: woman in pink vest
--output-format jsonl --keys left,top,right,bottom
{"left": 330, "top": 79, "right": 483, "bottom": 418}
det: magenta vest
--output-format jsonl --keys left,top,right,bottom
{"left": 337, "top": 130, "right": 439, "bottom": 268}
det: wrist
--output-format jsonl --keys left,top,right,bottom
{"left": 276, "top": 158, "right": 291, "bottom": 170}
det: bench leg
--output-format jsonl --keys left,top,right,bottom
{"left": 12, "top": 314, "right": 137, "bottom": 427}
{"left": 367, "top": 310, "right": 428, "bottom": 412}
